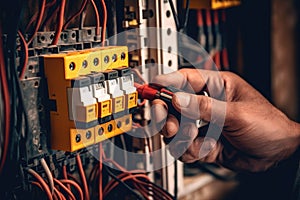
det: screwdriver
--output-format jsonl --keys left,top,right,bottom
{"left": 134, "top": 82, "right": 209, "bottom": 128}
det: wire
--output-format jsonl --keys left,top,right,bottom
{"left": 51, "top": 0, "right": 66, "bottom": 45}
{"left": 27, "top": 0, "right": 46, "bottom": 45}
{"left": 40, "top": 158, "right": 54, "bottom": 195}
{"left": 62, "top": 165, "right": 71, "bottom": 200}
{"left": 42, "top": 4, "right": 60, "bottom": 30}
{"left": 17, "top": 31, "right": 28, "bottom": 80}
{"left": 0, "top": 24, "right": 11, "bottom": 175}
{"left": 25, "top": 0, "right": 56, "bottom": 33}
{"left": 63, "top": 0, "right": 88, "bottom": 30}
{"left": 168, "top": 0, "right": 180, "bottom": 31}
{"left": 100, "top": 0, "right": 107, "bottom": 45}
{"left": 99, "top": 143, "right": 103, "bottom": 200}
{"left": 53, "top": 179, "right": 76, "bottom": 200}
{"left": 182, "top": 0, "right": 190, "bottom": 31}
{"left": 119, "top": 135, "right": 128, "bottom": 167}
{"left": 76, "top": 154, "right": 90, "bottom": 200}
{"left": 103, "top": 165, "right": 146, "bottom": 200}
{"left": 90, "top": 0, "right": 100, "bottom": 36}
{"left": 60, "top": 179, "right": 84, "bottom": 200}
{"left": 27, "top": 168, "right": 53, "bottom": 200}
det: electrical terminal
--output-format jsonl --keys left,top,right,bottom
{"left": 67, "top": 76, "right": 98, "bottom": 127}
{"left": 87, "top": 72, "right": 112, "bottom": 123}
{"left": 103, "top": 70, "right": 126, "bottom": 115}
{"left": 115, "top": 66, "right": 138, "bottom": 111}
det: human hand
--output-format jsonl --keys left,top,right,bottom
{"left": 152, "top": 69, "right": 300, "bottom": 172}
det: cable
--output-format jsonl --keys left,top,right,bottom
{"left": 119, "top": 135, "right": 128, "bottom": 167}
{"left": 103, "top": 165, "right": 145, "bottom": 200}
{"left": 62, "top": 0, "right": 88, "bottom": 30}
{"left": 25, "top": 0, "right": 56, "bottom": 33}
{"left": 60, "top": 179, "right": 84, "bottom": 200}
{"left": 40, "top": 158, "right": 54, "bottom": 195}
{"left": 99, "top": 143, "right": 103, "bottom": 200}
{"left": 182, "top": 0, "right": 190, "bottom": 31}
{"left": 27, "top": 0, "right": 46, "bottom": 45}
{"left": 168, "top": 0, "right": 180, "bottom": 31}
{"left": 76, "top": 154, "right": 90, "bottom": 200}
{"left": 17, "top": 30, "right": 28, "bottom": 80}
{"left": 100, "top": 0, "right": 107, "bottom": 45}
{"left": 51, "top": 0, "right": 66, "bottom": 45}
{"left": 53, "top": 179, "right": 76, "bottom": 200}
{"left": 90, "top": 0, "right": 100, "bottom": 36}
{"left": 174, "top": 160, "right": 178, "bottom": 200}
{"left": 0, "top": 24, "right": 11, "bottom": 175}
{"left": 27, "top": 168, "right": 53, "bottom": 200}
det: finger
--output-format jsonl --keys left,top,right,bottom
{"left": 168, "top": 122, "right": 198, "bottom": 159}
{"left": 179, "top": 137, "right": 222, "bottom": 164}
{"left": 172, "top": 92, "right": 231, "bottom": 126}
{"left": 164, "top": 114, "right": 179, "bottom": 138}
{"left": 152, "top": 69, "right": 226, "bottom": 99}
{"left": 151, "top": 69, "right": 206, "bottom": 93}
{"left": 151, "top": 99, "right": 168, "bottom": 123}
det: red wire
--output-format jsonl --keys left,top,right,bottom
{"left": 76, "top": 154, "right": 90, "bottom": 200}
{"left": 51, "top": 0, "right": 66, "bottom": 45}
{"left": 53, "top": 187, "right": 62, "bottom": 200}
{"left": 91, "top": 0, "right": 100, "bottom": 36}
{"left": 43, "top": 6, "right": 60, "bottom": 30}
{"left": 205, "top": 10, "right": 212, "bottom": 26}
{"left": 18, "top": 31, "right": 29, "bottom": 79}
{"left": 60, "top": 179, "right": 84, "bottom": 200}
{"left": 99, "top": 143, "right": 103, "bottom": 200}
{"left": 100, "top": 0, "right": 107, "bottom": 45}
{"left": 27, "top": 169, "right": 53, "bottom": 200}
{"left": 62, "top": 165, "right": 71, "bottom": 200}
{"left": 63, "top": 0, "right": 88, "bottom": 30}
{"left": 197, "top": 10, "right": 203, "bottom": 26}
{"left": 27, "top": 0, "right": 46, "bottom": 45}
{"left": 0, "top": 25, "right": 11, "bottom": 175}
{"left": 54, "top": 179, "right": 76, "bottom": 200}
{"left": 25, "top": 0, "right": 57, "bottom": 33}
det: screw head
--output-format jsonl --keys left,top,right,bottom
{"left": 121, "top": 52, "right": 126, "bottom": 60}
{"left": 117, "top": 121, "right": 122, "bottom": 128}
{"left": 69, "top": 62, "right": 76, "bottom": 71}
{"left": 98, "top": 127, "right": 104, "bottom": 135}
{"left": 82, "top": 60, "right": 88, "bottom": 68}
{"left": 93, "top": 57, "right": 99, "bottom": 66}
{"left": 112, "top": 54, "right": 117, "bottom": 62}
{"left": 86, "top": 131, "right": 92, "bottom": 139}
{"left": 75, "top": 134, "right": 81, "bottom": 143}
{"left": 108, "top": 124, "right": 113, "bottom": 132}
{"left": 104, "top": 56, "right": 109, "bottom": 63}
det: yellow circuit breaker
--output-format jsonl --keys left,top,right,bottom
{"left": 43, "top": 46, "right": 134, "bottom": 152}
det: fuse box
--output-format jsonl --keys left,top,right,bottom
{"left": 43, "top": 46, "right": 136, "bottom": 152}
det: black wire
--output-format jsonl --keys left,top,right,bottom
{"left": 142, "top": 179, "right": 175, "bottom": 199}
{"left": 168, "top": 0, "right": 180, "bottom": 31}
{"left": 174, "top": 161, "right": 178, "bottom": 200}
{"left": 103, "top": 165, "right": 146, "bottom": 200}
{"left": 182, "top": 0, "right": 190, "bottom": 31}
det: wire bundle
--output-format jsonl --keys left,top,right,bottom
{"left": 26, "top": 155, "right": 89, "bottom": 200}
{"left": 88, "top": 146, "right": 175, "bottom": 200}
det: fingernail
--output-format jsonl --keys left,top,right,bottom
{"left": 174, "top": 92, "right": 190, "bottom": 108}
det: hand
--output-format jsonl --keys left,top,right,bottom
{"left": 152, "top": 68, "right": 300, "bottom": 172}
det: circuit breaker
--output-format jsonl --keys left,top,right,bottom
{"left": 43, "top": 46, "right": 136, "bottom": 152}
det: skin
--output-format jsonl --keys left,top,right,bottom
{"left": 151, "top": 68, "right": 300, "bottom": 173}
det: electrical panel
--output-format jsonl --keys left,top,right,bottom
{"left": 0, "top": 0, "right": 240, "bottom": 199}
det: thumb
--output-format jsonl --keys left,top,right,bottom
{"left": 172, "top": 92, "right": 227, "bottom": 126}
